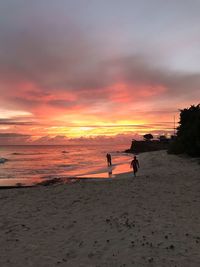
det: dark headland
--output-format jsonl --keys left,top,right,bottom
{"left": 125, "top": 139, "right": 170, "bottom": 154}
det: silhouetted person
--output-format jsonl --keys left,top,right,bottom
{"left": 106, "top": 153, "right": 112, "bottom": 166}
{"left": 130, "top": 156, "right": 140, "bottom": 177}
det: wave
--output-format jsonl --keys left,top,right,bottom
{"left": 57, "top": 164, "right": 78, "bottom": 169}
{"left": 0, "top": 158, "right": 8, "bottom": 164}
{"left": 62, "top": 151, "right": 69, "bottom": 154}
{"left": 12, "top": 152, "right": 47, "bottom": 155}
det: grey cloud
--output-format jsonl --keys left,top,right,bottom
{"left": 0, "top": 132, "right": 31, "bottom": 145}
{"left": 0, "top": 13, "right": 106, "bottom": 90}
{"left": 108, "top": 55, "right": 200, "bottom": 97}
{"left": 0, "top": 118, "right": 37, "bottom": 126}
{"left": 4, "top": 97, "right": 42, "bottom": 110}
{"left": 0, "top": 133, "right": 31, "bottom": 138}
{"left": 31, "top": 135, "right": 69, "bottom": 145}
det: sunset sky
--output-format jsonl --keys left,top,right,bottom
{"left": 0, "top": 0, "right": 200, "bottom": 144}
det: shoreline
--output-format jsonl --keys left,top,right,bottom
{"left": 0, "top": 146, "right": 130, "bottom": 187}
{"left": 0, "top": 156, "right": 133, "bottom": 188}
{"left": 0, "top": 149, "right": 199, "bottom": 189}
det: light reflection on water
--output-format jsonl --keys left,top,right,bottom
{"left": 0, "top": 144, "right": 133, "bottom": 187}
{"left": 78, "top": 163, "right": 131, "bottom": 179}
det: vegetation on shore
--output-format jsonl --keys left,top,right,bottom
{"left": 125, "top": 133, "right": 170, "bottom": 154}
{"left": 126, "top": 104, "right": 199, "bottom": 156}
{"left": 168, "top": 104, "right": 200, "bottom": 157}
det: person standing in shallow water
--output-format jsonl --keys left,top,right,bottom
{"left": 130, "top": 156, "right": 140, "bottom": 177}
{"left": 106, "top": 153, "right": 112, "bottom": 166}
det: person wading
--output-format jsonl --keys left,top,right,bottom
{"left": 106, "top": 153, "right": 112, "bottom": 166}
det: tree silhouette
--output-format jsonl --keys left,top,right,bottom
{"left": 159, "top": 135, "right": 168, "bottom": 143}
{"left": 143, "top": 133, "right": 153, "bottom": 141}
{"left": 169, "top": 104, "right": 200, "bottom": 156}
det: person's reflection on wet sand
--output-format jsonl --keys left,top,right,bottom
{"left": 108, "top": 169, "right": 112, "bottom": 178}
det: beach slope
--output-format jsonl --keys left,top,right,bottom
{"left": 0, "top": 150, "right": 200, "bottom": 267}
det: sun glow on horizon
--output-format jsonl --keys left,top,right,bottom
{"left": 44, "top": 119, "right": 172, "bottom": 138}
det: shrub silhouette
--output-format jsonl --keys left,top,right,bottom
{"left": 159, "top": 135, "right": 168, "bottom": 142}
{"left": 143, "top": 133, "right": 153, "bottom": 141}
{"left": 169, "top": 104, "right": 200, "bottom": 156}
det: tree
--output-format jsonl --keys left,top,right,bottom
{"left": 143, "top": 133, "right": 153, "bottom": 141}
{"left": 169, "top": 104, "right": 200, "bottom": 156}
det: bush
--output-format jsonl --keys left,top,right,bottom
{"left": 143, "top": 133, "right": 153, "bottom": 141}
{"left": 168, "top": 139, "right": 184, "bottom": 154}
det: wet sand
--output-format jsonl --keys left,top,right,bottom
{"left": 0, "top": 150, "right": 200, "bottom": 266}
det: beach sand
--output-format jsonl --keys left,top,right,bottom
{"left": 0, "top": 150, "right": 200, "bottom": 267}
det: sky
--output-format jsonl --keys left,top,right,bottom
{"left": 0, "top": 0, "right": 200, "bottom": 144}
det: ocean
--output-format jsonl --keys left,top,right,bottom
{"left": 0, "top": 143, "right": 133, "bottom": 186}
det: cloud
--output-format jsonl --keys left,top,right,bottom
{"left": 0, "top": 7, "right": 199, "bottom": 107}
{"left": 0, "top": 133, "right": 30, "bottom": 138}
{"left": 48, "top": 100, "right": 76, "bottom": 109}
{"left": 0, "top": 119, "right": 34, "bottom": 126}
{"left": 1, "top": 32, "right": 199, "bottom": 114}
{"left": 0, "top": 132, "right": 32, "bottom": 145}
{"left": 0, "top": 0, "right": 199, "bottom": 143}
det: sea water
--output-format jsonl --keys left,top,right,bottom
{"left": 0, "top": 144, "right": 133, "bottom": 186}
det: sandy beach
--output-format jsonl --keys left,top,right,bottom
{"left": 0, "top": 150, "right": 200, "bottom": 267}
